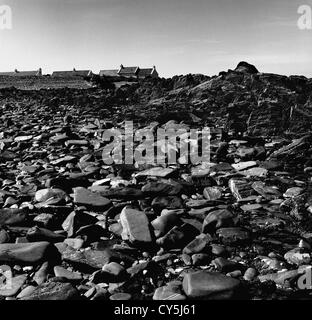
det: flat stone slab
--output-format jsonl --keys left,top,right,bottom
{"left": 232, "top": 161, "right": 257, "bottom": 171}
{"left": 21, "top": 281, "right": 80, "bottom": 300}
{"left": 0, "top": 242, "right": 56, "bottom": 264}
{"left": 120, "top": 207, "right": 152, "bottom": 245}
{"left": 183, "top": 270, "right": 240, "bottom": 299}
{"left": 135, "top": 167, "right": 176, "bottom": 178}
{"left": 73, "top": 187, "right": 111, "bottom": 210}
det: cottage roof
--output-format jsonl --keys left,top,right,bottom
{"left": 52, "top": 70, "right": 92, "bottom": 77}
{"left": 99, "top": 69, "right": 119, "bottom": 77}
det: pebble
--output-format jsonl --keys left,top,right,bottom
{"left": 182, "top": 270, "right": 241, "bottom": 299}
{"left": 120, "top": 207, "right": 152, "bottom": 245}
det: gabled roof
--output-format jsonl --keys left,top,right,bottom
{"left": 99, "top": 65, "right": 159, "bottom": 78}
{"left": 118, "top": 66, "right": 139, "bottom": 76}
{"left": 52, "top": 70, "right": 92, "bottom": 78}
{"left": 137, "top": 68, "right": 154, "bottom": 77}
{"left": 99, "top": 69, "right": 119, "bottom": 77}
{"left": 0, "top": 69, "right": 41, "bottom": 77}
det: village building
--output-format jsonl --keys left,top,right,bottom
{"left": 52, "top": 68, "right": 93, "bottom": 78}
{"left": 99, "top": 65, "right": 159, "bottom": 78}
{"left": 0, "top": 68, "right": 42, "bottom": 76}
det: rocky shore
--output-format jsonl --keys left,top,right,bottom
{"left": 0, "top": 62, "right": 312, "bottom": 300}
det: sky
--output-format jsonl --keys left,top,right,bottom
{"left": 0, "top": 0, "right": 312, "bottom": 78}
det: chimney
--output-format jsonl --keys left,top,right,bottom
{"left": 73, "top": 68, "right": 76, "bottom": 72}
{"left": 38, "top": 68, "right": 42, "bottom": 76}
{"left": 14, "top": 69, "right": 18, "bottom": 73}
{"left": 118, "top": 64, "right": 124, "bottom": 75}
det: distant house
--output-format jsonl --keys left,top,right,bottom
{"left": 52, "top": 68, "right": 93, "bottom": 78}
{"left": 99, "top": 65, "right": 159, "bottom": 79}
{"left": 99, "top": 69, "right": 119, "bottom": 77}
{"left": 0, "top": 68, "right": 42, "bottom": 77}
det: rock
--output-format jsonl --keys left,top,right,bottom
{"left": 232, "top": 161, "right": 257, "bottom": 171}
{"left": 157, "top": 223, "right": 199, "bottom": 250}
{"left": 73, "top": 187, "right": 111, "bottom": 210}
{"left": 235, "top": 147, "right": 255, "bottom": 159}
{"left": 14, "top": 135, "right": 33, "bottom": 142}
{"left": 182, "top": 270, "right": 241, "bottom": 299}
{"left": 284, "top": 248, "right": 311, "bottom": 266}
{"left": 151, "top": 196, "right": 184, "bottom": 213}
{"left": 283, "top": 187, "right": 304, "bottom": 198}
{"left": 135, "top": 167, "right": 176, "bottom": 178}
{"left": 109, "top": 293, "right": 132, "bottom": 300}
{"left": 258, "top": 270, "right": 299, "bottom": 285}
{"left": 229, "top": 179, "right": 255, "bottom": 200}
{"left": 21, "top": 281, "right": 80, "bottom": 300}
{"left": 120, "top": 207, "right": 153, "bottom": 245}
{"left": 0, "top": 271, "right": 27, "bottom": 297}
{"left": 17, "top": 285, "right": 37, "bottom": 299}
{"left": 26, "top": 226, "right": 66, "bottom": 243}
{"left": 192, "top": 253, "right": 211, "bottom": 266}
{"left": 211, "top": 244, "right": 227, "bottom": 256}
{"left": 92, "top": 262, "right": 126, "bottom": 283}
{"left": 50, "top": 155, "right": 76, "bottom": 166}
{"left": 241, "top": 167, "right": 268, "bottom": 177}
{"left": 0, "top": 242, "right": 59, "bottom": 264}
{"left": 183, "top": 234, "right": 212, "bottom": 254}
{"left": 62, "top": 247, "right": 111, "bottom": 271}
{"left": 216, "top": 228, "right": 250, "bottom": 244}
{"left": 142, "top": 181, "right": 183, "bottom": 196}
{"left": 234, "top": 61, "right": 259, "bottom": 74}
{"left": 54, "top": 266, "right": 82, "bottom": 281}
{"left": 0, "top": 208, "right": 28, "bottom": 227}
{"left": 203, "top": 187, "right": 222, "bottom": 201}
{"left": 153, "top": 281, "right": 186, "bottom": 300}
{"left": 64, "top": 238, "right": 84, "bottom": 250}
{"left": 243, "top": 268, "right": 257, "bottom": 281}
{"left": 251, "top": 181, "right": 281, "bottom": 200}
{"left": 0, "top": 229, "right": 10, "bottom": 243}
{"left": 240, "top": 204, "right": 262, "bottom": 212}
{"left": 202, "top": 209, "right": 234, "bottom": 234}
{"left": 33, "top": 261, "right": 50, "bottom": 285}
{"left": 151, "top": 213, "right": 181, "bottom": 238}
{"left": 97, "top": 187, "right": 144, "bottom": 200}
{"left": 211, "top": 257, "right": 244, "bottom": 273}
{"left": 185, "top": 199, "right": 212, "bottom": 209}
{"left": 34, "top": 188, "right": 66, "bottom": 204}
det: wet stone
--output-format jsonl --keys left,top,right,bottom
{"left": 284, "top": 248, "right": 311, "bottom": 266}
{"left": 54, "top": 266, "right": 82, "bottom": 281}
{"left": 120, "top": 207, "right": 153, "bottom": 245}
{"left": 203, "top": 187, "right": 222, "bottom": 201}
{"left": 157, "top": 223, "right": 199, "bottom": 250}
{"left": 0, "top": 274, "right": 27, "bottom": 297}
{"left": 216, "top": 228, "right": 251, "bottom": 245}
{"left": 151, "top": 213, "right": 181, "bottom": 238}
{"left": 151, "top": 196, "right": 184, "bottom": 213}
{"left": 153, "top": 281, "right": 186, "bottom": 300}
{"left": 0, "top": 242, "right": 58, "bottom": 264}
{"left": 229, "top": 179, "right": 255, "bottom": 200}
{"left": 183, "top": 234, "right": 212, "bottom": 255}
{"left": 283, "top": 187, "right": 304, "bottom": 198}
{"left": 182, "top": 270, "right": 241, "bottom": 299}
{"left": 73, "top": 187, "right": 111, "bottom": 211}
{"left": 21, "top": 281, "right": 80, "bottom": 300}
{"left": 202, "top": 209, "right": 234, "bottom": 234}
